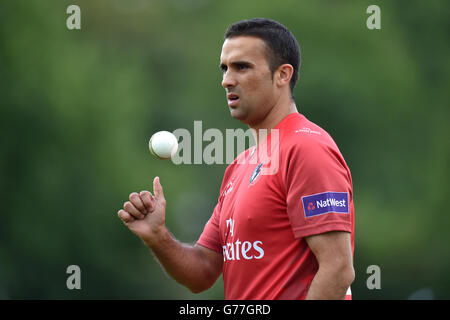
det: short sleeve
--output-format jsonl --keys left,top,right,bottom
{"left": 196, "top": 202, "right": 223, "bottom": 253}
{"left": 283, "top": 139, "right": 353, "bottom": 239}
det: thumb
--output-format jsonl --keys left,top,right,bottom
{"left": 153, "top": 176, "right": 165, "bottom": 201}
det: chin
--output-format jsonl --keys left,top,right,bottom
{"left": 229, "top": 108, "right": 248, "bottom": 122}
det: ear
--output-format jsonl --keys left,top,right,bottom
{"left": 275, "top": 64, "right": 294, "bottom": 88}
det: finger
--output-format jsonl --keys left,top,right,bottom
{"left": 139, "top": 190, "right": 155, "bottom": 213}
{"left": 153, "top": 176, "right": 165, "bottom": 201}
{"left": 118, "top": 209, "right": 135, "bottom": 223}
{"left": 123, "top": 201, "right": 145, "bottom": 219}
{"left": 129, "top": 192, "right": 147, "bottom": 214}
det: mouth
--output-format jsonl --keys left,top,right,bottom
{"left": 227, "top": 93, "right": 240, "bottom": 107}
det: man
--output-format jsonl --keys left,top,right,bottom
{"left": 117, "top": 18, "right": 355, "bottom": 300}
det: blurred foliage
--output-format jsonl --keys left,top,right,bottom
{"left": 0, "top": 0, "right": 449, "bottom": 299}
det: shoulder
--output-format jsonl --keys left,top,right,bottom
{"left": 277, "top": 114, "right": 353, "bottom": 194}
{"left": 279, "top": 113, "right": 339, "bottom": 159}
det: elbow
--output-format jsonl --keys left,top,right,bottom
{"left": 188, "top": 280, "right": 214, "bottom": 294}
{"left": 186, "top": 246, "right": 222, "bottom": 294}
{"left": 339, "top": 264, "right": 355, "bottom": 288}
{"left": 321, "top": 262, "right": 355, "bottom": 289}
{"left": 346, "top": 267, "right": 355, "bottom": 287}
{"left": 188, "top": 286, "right": 204, "bottom": 294}
{"left": 187, "top": 272, "right": 218, "bottom": 294}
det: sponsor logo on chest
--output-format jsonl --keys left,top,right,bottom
{"left": 222, "top": 218, "right": 265, "bottom": 262}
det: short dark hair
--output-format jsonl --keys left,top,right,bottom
{"left": 224, "top": 18, "right": 301, "bottom": 98}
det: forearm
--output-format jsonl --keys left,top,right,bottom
{"left": 305, "top": 265, "right": 354, "bottom": 300}
{"left": 143, "top": 227, "right": 216, "bottom": 293}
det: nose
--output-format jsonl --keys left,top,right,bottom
{"left": 221, "top": 70, "right": 237, "bottom": 89}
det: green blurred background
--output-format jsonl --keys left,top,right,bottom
{"left": 0, "top": 0, "right": 449, "bottom": 299}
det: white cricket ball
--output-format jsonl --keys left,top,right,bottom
{"left": 149, "top": 131, "right": 178, "bottom": 160}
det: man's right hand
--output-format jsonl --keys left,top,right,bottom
{"left": 118, "top": 176, "right": 167, "bottom": 247}
{"left": 118, "top": 176, "right": 223, "bottom": 293}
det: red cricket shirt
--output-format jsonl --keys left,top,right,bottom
{"left": 197, "top": 113, "right": 355, "bottom": 299}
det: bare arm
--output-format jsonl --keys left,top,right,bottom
{"left": 118, "top": 177, "right": 223, "bottom": 293}
{"left": 148, "top": 228, "right": 223, "bottom": 293}
{"left": 305, "top": 231, "right": 354, "bottom": 300}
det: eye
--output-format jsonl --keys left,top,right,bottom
{"left": 236, "top": 63, "right": 248, "bottom": 71}
{"left": 220, "top": 64, "right": 227, "bottom": 73}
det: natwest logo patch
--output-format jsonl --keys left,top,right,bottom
{"left": 302, "top": 192, "right": 349, "bottom": 218}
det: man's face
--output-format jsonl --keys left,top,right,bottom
{"left": 220, "top": 36, "right": 278, "bottom": 126}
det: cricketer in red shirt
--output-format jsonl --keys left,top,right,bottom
{"left": 197, "top": 113, "right": 355, "bottom": 299}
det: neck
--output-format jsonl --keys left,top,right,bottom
{"left": 250, "top": 96, "right": 298, "bottom": 146}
